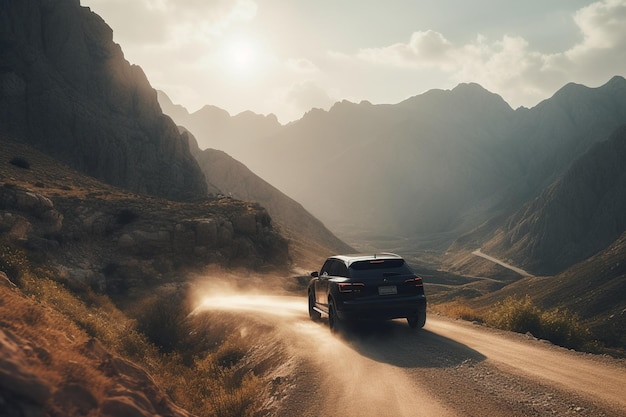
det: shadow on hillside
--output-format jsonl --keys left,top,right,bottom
{"left": 321, "top": 319, "right": 486, "bottom": 368}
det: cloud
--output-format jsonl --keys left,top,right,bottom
{"left": 346, "top": 0, "right": 626, "bottom": 108}
{"left": 85, "top": 0, "right": 257, "bottom": 44}
{"left": 357, "top": 30, "right": 455, "bottom": 69}
{"left": 546, "top": 0, "right": 626, "bottom": 82}
{"left": 286, "top": 58, "right": 319, "bottom": 73}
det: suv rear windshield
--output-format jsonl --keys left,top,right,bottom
{"left": 349, "top": 259, "right": 414, "bottom": 280}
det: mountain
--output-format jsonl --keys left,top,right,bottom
{"left": 157, "top": 91, "right": 282, "bottom": 154}
{"left": 160, "top": 77, "right": 626, "bottom": 253}
{"left": 0, "top": 0, "right": 207, "bottom": 201}
{"left": 468, "top": 124, "right": 626, "bottom": 275}
{"left": 184, "top": 131, "right": 353, "bottom": 269}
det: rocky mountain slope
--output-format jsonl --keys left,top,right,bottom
{"left": 0, "top": 0, "right": 207, "bottom": 201}
{"left": 477, "top": 124, "right": 626, "bottom": 275}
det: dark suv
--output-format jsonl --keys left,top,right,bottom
{"left": 307, "top": 253, "right": 427, "bottom": 332}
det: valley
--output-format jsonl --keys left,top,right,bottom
{"left": 1, "top": 0, "right": 626, "bottom": 416}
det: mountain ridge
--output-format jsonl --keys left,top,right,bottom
{"left": 159, "top": 76, "right": 626, "bottom": 255}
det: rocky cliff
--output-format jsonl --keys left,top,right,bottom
{"left": 0, "top": 0, "right": 207, "bottom": 201}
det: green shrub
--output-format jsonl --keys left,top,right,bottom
{"left": 538, "top": 307, "right": 588, "bottom": 350}
{"left": 430, "top": 301, "right": 484, "bottom": 322}
{"left": 486, "top": 295, "right": 590, "bottom": 350}
{"left": 486, "top": 295, "right": 542, "bottom": 335}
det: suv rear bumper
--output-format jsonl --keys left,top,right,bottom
{"left": 337, "top": 294, "right": 427, "bottom": 321}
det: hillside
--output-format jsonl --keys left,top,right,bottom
{"left": 477, "top": 124, "right": 626, "bottom": 275}
{"left": 0, "top": 137, "right": 289, "bottom": 287}
{"left": 0, "top": 135, "right": 299, "bottom": 416}
{"left": 465, "top": 229, "right": 626, "bottom": 352}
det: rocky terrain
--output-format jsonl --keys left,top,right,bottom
{"left": 0, "top": 137, "right": 289, "bottom": 291}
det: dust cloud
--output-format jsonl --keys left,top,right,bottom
{"left": 189, "top": 271, "right": 454, "bottom": 417}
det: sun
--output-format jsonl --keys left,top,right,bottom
{"left": 230, "top": 41, "right": 256, "bottom": 67}
{"left": 222, "top": 37, "right": 262, "bottom": 77}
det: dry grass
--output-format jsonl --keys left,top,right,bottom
{"left": 0, "top": 240, "right": 270, "bottom": 416}
{"left": 430, "top": 301, "right": 484, "bottom": 322}
{"left": 432, "top": 295, "right": 595, "bottom": 352}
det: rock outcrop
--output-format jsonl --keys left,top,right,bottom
{"left": 0, "top": 273, "right": 195, "bottom": 417}
{"left": 0, "top": 0, "right": 207, "bottom": 201}
{"left": 1, "top": 138, "right": 289, "bottom": 292}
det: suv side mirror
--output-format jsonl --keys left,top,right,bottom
{"left": 311, "top": 271, "right": 319, "bottom": 278}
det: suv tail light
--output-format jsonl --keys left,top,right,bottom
{"left": 404, "top": 277, "right": 423, "bottom": 287}
{"left": 338, "top": 282, "right": 365, "bottom": 293}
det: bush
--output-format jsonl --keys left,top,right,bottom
{"left": 486, "top": 295, "right": 590, "bottom": 350}
{"left": 430, "top": 301, "right": 483, "bottom": 322}
{"left": 539, "top": 307, "right": 588, "bottom": 350}
{"left": 132, "top": 292, "right": 192, "bottom": 353}
{"left": 486, "top": 295, "right": 542, "bottom": 336}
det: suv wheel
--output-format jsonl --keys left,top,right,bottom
{"left": 407, "top": 313, "right": 426, "bottom": 329}
{"left": 308, "top": 291, "right": 321, "bottom": 321}
{"left": 328, "top": 300, "right": 341, "bottom": 333}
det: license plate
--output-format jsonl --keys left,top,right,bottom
{"left": 378, "top": 285, "right": 397, "bottom": 295}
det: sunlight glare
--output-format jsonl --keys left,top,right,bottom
{"left": 218, "top": 35, "right": 269, "bottom": 79}
{"left": 197, "top": 294, "right": 306, "bottom": 318}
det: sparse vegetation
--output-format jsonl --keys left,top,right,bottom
{"left": 434, "top": 295, "right": 594, "bottom": 352}
{"left": 430, "top": 301, "right": 484, "bottom": 323}
{"left": 485, "top": 295, "right": 542, "bottom": 336}
{"left": 0, "top": 244, "right": 267, "bottom": 417}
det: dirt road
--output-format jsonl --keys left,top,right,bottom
{"left": 197, "top": 294, "right": 626, "bottom": 417}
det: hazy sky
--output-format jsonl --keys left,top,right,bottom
{"left": 81, "top": 0, "right": 626, "bottom": 123}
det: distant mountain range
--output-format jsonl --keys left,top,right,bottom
{"left": 159, "top": 76, "right": 626, "bottom": 276}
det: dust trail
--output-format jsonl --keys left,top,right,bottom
{"left": 197, "top": 294, "right": 306, "bottom": 318}
{"left": 192, "top": 289, "right": 454, "bottom": 417}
